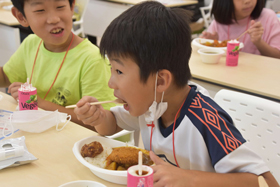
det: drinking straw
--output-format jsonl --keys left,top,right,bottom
{"left": 138, "top": 151, "right": 142, "bottom": 176}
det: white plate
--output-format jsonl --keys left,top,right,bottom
{"left": 191, "top": 38, "right": 244, "bottom": 55}
{"left": 0, "top": 94, "right": 2, "bottom": 101}
{"left": 73, "top": 136, "right": 130, "bottom": 185}
{"left": 59, "top": 180, "right": 106, "bottom": 187}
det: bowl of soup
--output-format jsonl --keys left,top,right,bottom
{"left": 197, "top": 48, "right": 224, "bottom": 64}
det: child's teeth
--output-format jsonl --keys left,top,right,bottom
{"left": 52, "top": 29, "right": 61, "bottom": 33}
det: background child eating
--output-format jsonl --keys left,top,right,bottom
{"left": 201, "top": 0, "right": 280, "bottom": 59}
{"left": 0, "top": 0, "right": 115, "bottom": 130}
{"left": 74, "top": 1, "right": 279, "bottom": 186}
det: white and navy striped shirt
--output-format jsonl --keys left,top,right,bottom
{"left": 111, "top": 84, "right": 269, "bottom": 175}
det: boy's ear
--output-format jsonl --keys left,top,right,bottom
{"left": 156, "top": 69, "right": 172, "bottom": 92}
{"left": 11, "top": 7, "right": 29, "bottom": 27}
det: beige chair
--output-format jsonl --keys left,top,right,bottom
{"left": 199, "top": 0, "right": 213, "bottom": 29}
{"left": 72, "top": 0, "right": 89, "bottom": 38}
{"left": 214, "top": 89, "right": 280, "bottom": 183}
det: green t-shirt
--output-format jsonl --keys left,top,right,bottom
{"left": 4, "top": 34, "right": 115, "bottom": 109}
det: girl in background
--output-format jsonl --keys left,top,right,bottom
{"left": 201, "top": 0, "right": 280, "bottom": 59}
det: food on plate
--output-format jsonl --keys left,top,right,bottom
{"left": 105, "top": 146, "right": 154, "bottom": 170}
{"left": 81, "top": 141, "right": 103, "bottom": 158}
{"left": 200, "top": 39, "right": 228, "bottom": 47}
{"left": 81, "top": 141, "right": 153, "bottom": 171}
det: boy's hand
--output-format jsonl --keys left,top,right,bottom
{"left": 8, "top": 82, "right": 22, "bottom": 101}
{"left": 150, "top": 151, "right": 194, "bottom": 187}
{"left": 74, "top": 96, "right": 106, "bottom": 127}
{"left": 200, "top": 31, "right": 218, "bottom": 40}
{"left": 248, "top": 20, "right": 264, "bottom": 46}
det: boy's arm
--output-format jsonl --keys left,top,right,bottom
{"left": 150, "top": 152, "right": 279, "bottom": 187}
{"left": 0, "top": 67, "right": 11, "bottom": 87}
{"left": 94, "top": 109, "right": 122, "bottom": 136}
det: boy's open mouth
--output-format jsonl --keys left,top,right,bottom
{"left": 116, "top": 98, "right": 129, "bottom": 110}
{"left": 123, "top": 103, "right": 129, "bottom": 111}
{"left": 50, "top": 28, "right": 64, "bottom": 34}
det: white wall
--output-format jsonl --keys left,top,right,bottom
{"left": 84, "top": 0, "right": 129, "bottom": 39}
{"left": 266, "top": 0, "right": 280, "bottom": 11}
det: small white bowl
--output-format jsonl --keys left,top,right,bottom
{"left": 197, "top": 48, "right": 224, "bottom": 64}
{"left": 59, "top": 180, "right": 106, "bottom": 187}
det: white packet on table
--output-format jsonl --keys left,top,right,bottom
{"left": 0, "top": 110, "right": 15, "bottom": 139}
{"left": 0, "top": 136, "right": 37, "bottom": 170}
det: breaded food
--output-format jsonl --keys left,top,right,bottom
{"left": 105, "top": 146, "right": 153, "bottom": 169}
{"left": 81, "top": 141, "right": 103, "bottom": 158}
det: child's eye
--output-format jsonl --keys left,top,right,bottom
{"left": 34, "top": 9, "right": 44, "bottom": 12}
{"left": 57, "top": 5, "right": 66, "bottom": 9}
{"left": 116, "top": 69, "right": 123, "bottom": 75}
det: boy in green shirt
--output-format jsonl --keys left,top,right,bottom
{"left": 0, "top": 0, "right": 115, "bottom": 130}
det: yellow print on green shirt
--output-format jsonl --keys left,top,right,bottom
{"left": 52, "top": 87, "right": 71, "bottom": 106}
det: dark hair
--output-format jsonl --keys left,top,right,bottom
{"left": 211, "top": 0, "right": 265, "bottom": 24}
{"left": 11, "top": 0, "right": 74, "bottom": 17}
{"left": 100, "top": 1, "right": 192, "bottom": 88}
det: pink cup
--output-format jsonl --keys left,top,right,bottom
{"left": 18, "top": 87, "right": 38, "bottom": 110}
{"left": 226, "top": 40, "right": 240, "bottom": 66}
{"left": 127, "top": 165, "right": 153, "bottom": 187}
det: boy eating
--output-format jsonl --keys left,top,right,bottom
{"left": 74, "top": 1, "right": 278, "bottom": 186}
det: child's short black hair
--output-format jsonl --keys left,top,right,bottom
{"left": 11, "top": 0, "right": 75, "bottom": 17}
{"left": 211, "top": 0, "right": 265, "bottom": 24}
{"left": 100, "top": 1, "right": 192, "bottom": 88}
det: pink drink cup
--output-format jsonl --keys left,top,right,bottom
{"left": 127, "top": 165, "right": 153, "bottom": 187}
{"left": 18, "top": 87, "right": 38, "bottom": 110}
{"left": 226, "top": 41, "right": 240, "bottom": 66}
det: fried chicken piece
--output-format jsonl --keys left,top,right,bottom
{"left": 81, "top": 141, "right": 103, "bottom": 158}
{"left": 105, "top": 146, "right": 153, "bottom": 169}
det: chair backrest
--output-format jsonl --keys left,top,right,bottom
{"left": 72, "top": 0, "right": 89, "bottom": 37}
{"left": 199, "top": 0, "right": 213, "bottom": 29}
{"left": 214, "top": 89, "right": 280, "bottom": 183}
{"left": 0, "top": 24, "right": 20, "bottom": 67}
